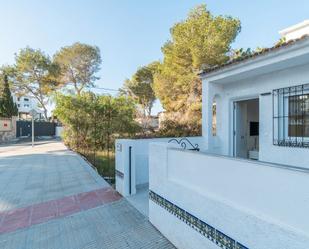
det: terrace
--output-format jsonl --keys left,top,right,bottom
{"left": 116, "top": 137, "right": 309, "bottom": 249}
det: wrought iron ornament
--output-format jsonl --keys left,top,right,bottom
{"left": 168, "top": 137, "right": 200, "bottom": 151}
{"left": 149, "top": 190, "right": 249, "bottom": 249}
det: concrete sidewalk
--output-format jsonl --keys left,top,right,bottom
{"left": 0, "top": 140, "right": 175, "bottom": 249}
{"left": 0, "top": 140, "right": 108, "bottom": 212}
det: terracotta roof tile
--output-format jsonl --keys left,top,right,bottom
{"left": 200, "top": 34, "right": 309, "bottom": 76}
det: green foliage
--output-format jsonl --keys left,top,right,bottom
{"left": 121, "top": 63, "right": 158, "bottom": 132}
{"left": 274, "top": 37, "right": 286, "bottom": 47}
{"left": 0, "top": 74, "right": 18, "bottom": 118}
{"left": 153, "top": 4, "right": 241, "bottom": 135}
{"left": 158, "top": 119, "right": 201, "bottom": 137}
{"left": 54, "top": 42, "right": 102, "bottom": 95}
{"left": 13, "top": 47, "right": 61, "bottom": 119}
{"left": 230, "top": 48, "right": 253, "bottom": 60}
{"left": 54, "top": 92, "right": 140, "bottom": 152}
{"left": 90, "top": 151, "right": 115, "bottom": 183}
{"left": 122, "top": 63, "right": 157, "bottom": 114}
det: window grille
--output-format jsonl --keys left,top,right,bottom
{"left": 273, "top": 83, "right": 309, "bottom": 148}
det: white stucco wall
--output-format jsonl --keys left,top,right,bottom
{"left": 279, "top": 20, "right": 309, "bottom": 41}
{"left": 284, "top": 27, "right": 309, "bottom": 41}
{"left": 115, "top": 137, "right": 205, "bottom": 196}
{"left": 115, "top": 140, "right": 131, "bottom": 196}
{"left": 149, "top": 143, "right": 309, "bottom": 249}
{"left": 147, "top": 35, "right": 309, "bottom": 249}
{"left": 55, "top": 126, "right": 63, "bottom": 137}
{"left": 203, "top": 63, "right": 309, "bottom": 168}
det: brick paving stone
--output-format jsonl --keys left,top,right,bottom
{"left": 95, "top": 188, "right": 122, "bottom": 204}
{"left": 56, "top": 195, "right": 80, "bottom": 217}
{"left": 0, "top": 214, "right": 4, "bottom": 227}
{"left": 0, "top": 140, "right": 176, "bottom": 249}
{"left": 4, "top": 206, "right": 31, "bottom": 221}
{"left": 0, "top": 187, "right": 122, "bottom": 234}
{"left": 77, "top": 191, "right": 102, "bottom": 210}
{"left": 0, "top": 199, "right": 176, "bottom": 249}
{"left": 0, "top": 216, "right": 28, "bottom": 234}
{"left": 31, "top": 200, "right": 58, "bottom": 225}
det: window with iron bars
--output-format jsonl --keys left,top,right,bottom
{"left": 273, "top": 83, "right": 309, "bottom": 148}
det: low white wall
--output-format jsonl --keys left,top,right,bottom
{"left": 115, "top": 137, "right": 204, "bottom": 197}
{"left": 149, "top": 143, "right": 309, "bottom": 249}
{"left": 55, "top": 126, "right": 63, "bottom": 137}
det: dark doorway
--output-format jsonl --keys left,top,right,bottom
{"left": 233, "top": 98, "right": 259, "bottom": 160}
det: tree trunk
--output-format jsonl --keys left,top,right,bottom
{"left": 75, "top": 83, "right": 83, "bottom": 96}
{"left": 43, "top": 106, "right": 48, "bottom": 120}
{"left": 76, "top": 88, "right": 81, "bottom": 96}
{"left": 36, "top": 95, "right": 48, "bottom": 121}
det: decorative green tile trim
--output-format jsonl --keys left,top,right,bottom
{"left": 149, "top": 190, "right": 249, "bottom": 249}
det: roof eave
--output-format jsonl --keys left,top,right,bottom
{"left": 200, "top": 37, "right": 309, "bottom": 81}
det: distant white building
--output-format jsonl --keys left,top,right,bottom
{"left": 13, "top": 95, "right": 44, "bottom": 120}
{"left": 116, "top": 20, "right": 309, "bottom": 249}
{"left": 135, "top": 115, "right": 159, "bottom": 131}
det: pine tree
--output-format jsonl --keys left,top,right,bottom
{"left": 0, "top": 75, "right": 18, "bottom": 118}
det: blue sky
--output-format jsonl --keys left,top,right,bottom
{"left": 1, "top": 0, "right": 309, "bottom": 113}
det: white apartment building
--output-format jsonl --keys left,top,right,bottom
{"left": 13, "top": 95, "right": 44, "bottom": 120}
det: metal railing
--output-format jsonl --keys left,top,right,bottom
{"left": 168, "top": 137, "right": 200, "bottom": 151}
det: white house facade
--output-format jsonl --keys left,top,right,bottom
{"left": 115, "top": 21, "right": 309, "bottom": 249}
{"left": 202, "top": 35, "right": 309, "bottom": 168}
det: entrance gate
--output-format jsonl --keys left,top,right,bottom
{"left": 16, "top": 121, "right": 56, "bottom": 137}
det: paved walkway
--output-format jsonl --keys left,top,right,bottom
{"left": 0, "top": 140, "right": 175, "bottom": 249}
{"left": 127, "top": 185, "right": 149, "bottom": 217}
